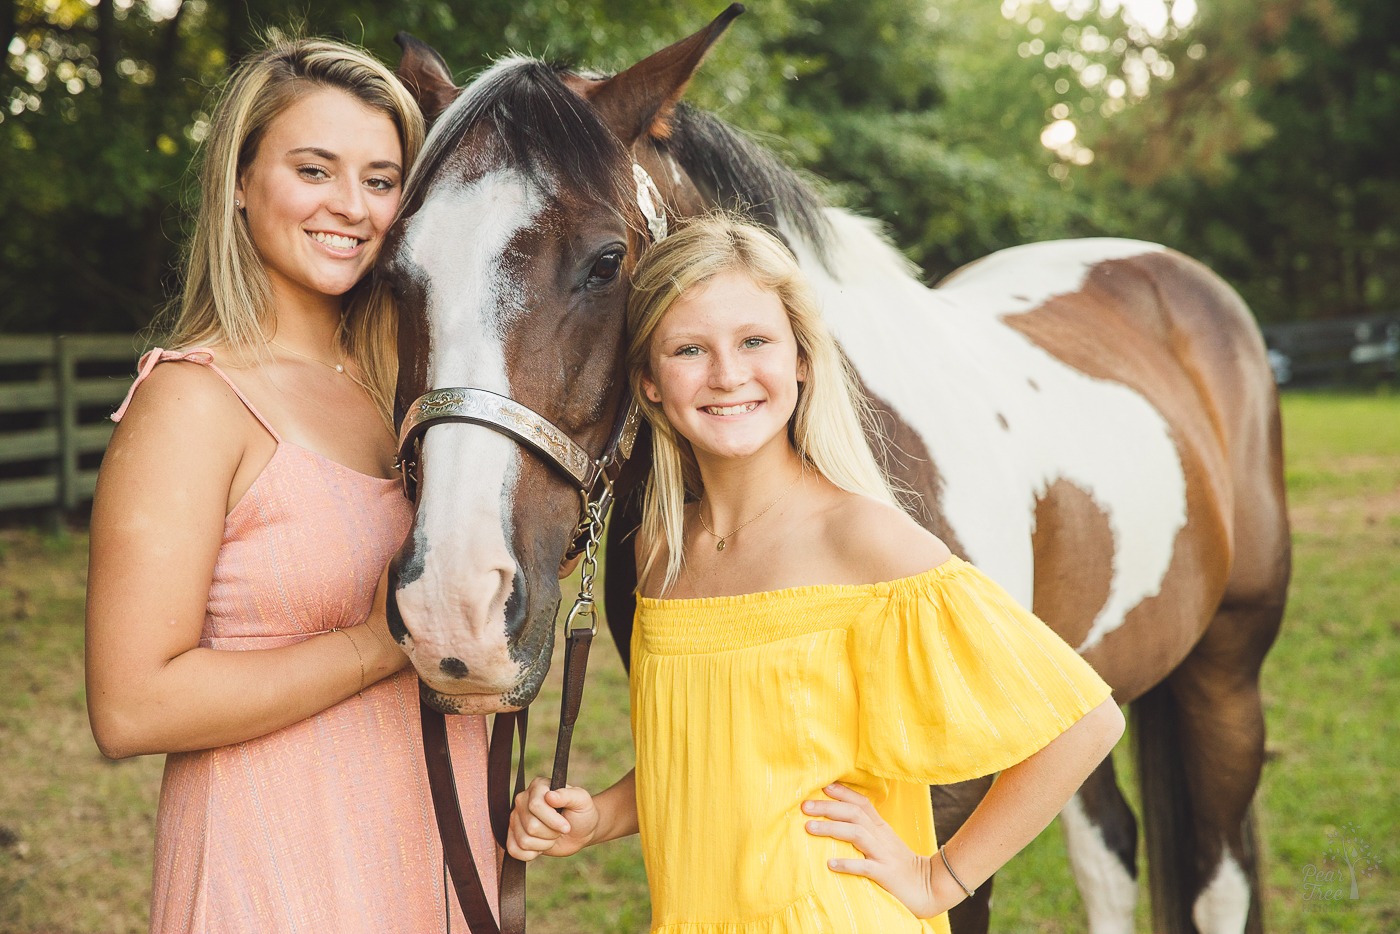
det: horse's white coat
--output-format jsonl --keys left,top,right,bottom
{"left": 1060, "top": 795, "right": 1137, "bottom": 934}
{"left": 786, "top": 210, "right": 1188, "bottom": 649}
{"left": 1193, "top": 852, "right": 1252, "bottom": 934}
{"left": 393, "top": 168, "right": 544, "bottom": 684}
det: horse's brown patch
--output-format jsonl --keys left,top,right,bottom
{"left": 852, "top": 375, "right": 969, "bottom": 558}
{"left": 1029, "top": 478, "right": 1113, "bottom": 650}
{"left": 1000, "top": 251, "right": 1261, "bottom": 700}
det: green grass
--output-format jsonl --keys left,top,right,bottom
{"left": 1, "top": 388, "right": 1397, "bottom": 932}
{"left": 0, "top": 531, "right": 165, "bottom": 934}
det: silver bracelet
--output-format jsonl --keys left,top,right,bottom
{"left": 939, "top": 845, "right": 976, "bottom": 899}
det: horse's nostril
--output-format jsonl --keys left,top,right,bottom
{"left": 439, "top": 657, "right": 470, "bottom": 678}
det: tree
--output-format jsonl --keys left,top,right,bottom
{"left": 5, "top": 0, "right": 1394, "bottom": 332}
{"left": 1069, "top": 0, "right": 1399, "bottom": 321}
{"left": 0, "top": 0, "right": 807, "bottom": 333}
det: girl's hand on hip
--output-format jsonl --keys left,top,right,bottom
{"left": 803, "top": 782, "right": 949, "bottom": 919}
{"left": 507, "top": 777, "right": 600, "bottom": 860}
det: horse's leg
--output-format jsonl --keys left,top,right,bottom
{"left": 1061, "top": 755, "right": 1138, "bottom": 934}
{"left": 1135, "top": 440, "right": 1285, "bottom": 934}
{"left": 932, "top": 776, "right": 996, "bottom": 934}
{"left": 1134, "top": 586, "right": 1284, "bottom": 934}
{"left": 1174, "top": 597, "right": 1281, "bottom": 934}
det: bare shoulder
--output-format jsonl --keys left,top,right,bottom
{"left": 117, "top": 356, "right": 248, "bottom": 429}
{"left": 823, "top": 493, "right": 953, "bottom": 584}
{"left": 102, "top": 359, "right": 253, "bottom": 494}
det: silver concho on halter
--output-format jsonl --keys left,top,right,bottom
{"left": 632, "top": 163, "right": 668, "bottom": 242}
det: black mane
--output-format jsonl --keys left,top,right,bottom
{"left": 664, "top": 103, "right": 832, "bottom": 257}
{"left": 403, "top": 57, "right": 633, "bottom": 215}
{"left": 404, "top": 58, "right": 832, "bottom": 259}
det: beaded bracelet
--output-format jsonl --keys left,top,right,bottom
{"left": 939, "top": 845, "right": 976, "bottom": 899}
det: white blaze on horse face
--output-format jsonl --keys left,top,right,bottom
{"left": 787, "top": 210, "right": 1187, "bottom": 650}
{"left": 1060, "top": 795, "right": 1137, "bottom": 934}
{"left": 394, "top": 168, "right": 545, "bottom": 690}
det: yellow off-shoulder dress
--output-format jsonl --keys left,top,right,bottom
{"left": 631, "top": 556, "right": 1115, "bottom": 934}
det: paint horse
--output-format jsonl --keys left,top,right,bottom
{"left": 382, "top": 8, "right": 1289, "bottom": 933}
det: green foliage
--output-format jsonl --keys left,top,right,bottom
{"left": 1075, "top": 0, "right": 1400, "bottom": 321}
{"left": 799, "top": 0, "right": 1106, "bottom": 279}
{"left": 2, "top": 0, "right": 225, "bottom": 331}
{"left": 2, "top": 0, "right": 1396, "bottom": 331}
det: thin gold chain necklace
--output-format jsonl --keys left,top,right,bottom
{"left": 269, "top": 338, "right": 346, "bottom": 374}
{"left": 698, "top": 472, "right": 803, "bottom": 552}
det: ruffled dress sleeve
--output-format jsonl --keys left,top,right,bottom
{"left": 850, "top": 556, "right": 1114, "bottom": 785}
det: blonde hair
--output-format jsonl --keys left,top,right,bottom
{"left": 626, "top": 214, "right": 897, "bottom": 593}
{"left": 165, "top": 36, "right": 426, "bottom": 424}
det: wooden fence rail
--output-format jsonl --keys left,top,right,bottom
{"left": 0, "top": 334, "right": 136, "bottom": 514}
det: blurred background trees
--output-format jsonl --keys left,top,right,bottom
{"left": 2, "top": 0, "right": 1394, "bottom": 333}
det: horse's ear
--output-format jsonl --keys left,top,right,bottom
{"left": 588, "top": 4, "right": 744, "bottom": 145}
{"left": 394, "top": 33, "right": 461, "bottom": 124}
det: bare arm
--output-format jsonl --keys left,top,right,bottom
{"left": 85, "top": 365, "right": 406, "bottom": 760}
{"left": 805, "top": 697, "right": 1125, "bottom": 917}
{"left": 936, "top": 698, "right": 1125, "bottom": 902}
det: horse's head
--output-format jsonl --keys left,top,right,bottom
{"left": 381, "top": 7, "right": 743, "bottom": 713}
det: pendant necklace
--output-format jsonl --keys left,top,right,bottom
{"left": 698, "top": 471, "right": 803, "bottom": 552}
{"left": 270, "top": 338, "right": 346, "bottom": 374}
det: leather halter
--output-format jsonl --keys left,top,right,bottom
{"left": 399, "top": 163, "right": 664, "bottom": 933}
{"left": 395, "top": 386, "right": 640, "bottom": 558}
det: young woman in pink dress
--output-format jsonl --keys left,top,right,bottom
{"left": 506, "top": 215, "right": 1126, "bottom": 933}
{"left": 85, "top": 38, "right": 496, "bottom": 933}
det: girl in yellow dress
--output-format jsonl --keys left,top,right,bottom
{"left": 507, "top": 215, "right": 1125, "bottom": 933}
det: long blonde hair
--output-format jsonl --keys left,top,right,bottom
{"left": 165, "top": 36, "right": 425, "bottom": 424}
{"left": 626, "top": 214, "right": 897, "bottom": 593}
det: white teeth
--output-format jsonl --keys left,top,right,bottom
{"left": 310, "top": 231, "right": 362, "bottom": 250}
{"left": 704, "top": 402, "right": 758, "bottom": 416}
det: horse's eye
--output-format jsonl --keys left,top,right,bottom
{"left": 588, "top": 250, "right": 624, "bottom": 285}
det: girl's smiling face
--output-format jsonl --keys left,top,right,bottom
{"left": 236, "top": 87, "right": 404, "bottom": 312}
{"left": 641, "top": 270, "right": 808, "bottom": 465}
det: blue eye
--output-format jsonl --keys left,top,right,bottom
{"left": 742, "top": 337, "right": 768, "bottom": 349}
{"left": 675, "top": 345, "right": 701, "bottom": 357}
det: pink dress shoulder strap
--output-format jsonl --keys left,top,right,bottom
{"left": 111, "top": 346, "right": 282, "bottom": 442}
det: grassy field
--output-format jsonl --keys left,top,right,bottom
{"left": 1, "top": 389, "right": 1396, "bottom": 933}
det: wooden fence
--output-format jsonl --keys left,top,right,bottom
{"left": 1, "top": 317, "right": 1393, "bottom": 519}
{"left": 0, "top": 334, "right": 136, "bottom": 515}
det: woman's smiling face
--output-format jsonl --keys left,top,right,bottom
{"left": 236, "top": 87, "right": 404, "bottom": 312}
{"left": 641, "top": 270, "right": 807, "bottom": 464}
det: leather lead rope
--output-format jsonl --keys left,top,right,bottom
{"left": 422, "top": 499, "right": 605, "bottom": 933}
{"left": 412, "top": 162, "right": 664, "bottom": 932}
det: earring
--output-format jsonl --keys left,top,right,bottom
{"left": 234, "top": 198, "right": 243, "bottom": 209}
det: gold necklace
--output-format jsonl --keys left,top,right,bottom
{"left": 269, "top": 338, "right": 346, "bottom": 374}
{"left": 698, "top": 472, "right": 803, "bottom": 552}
